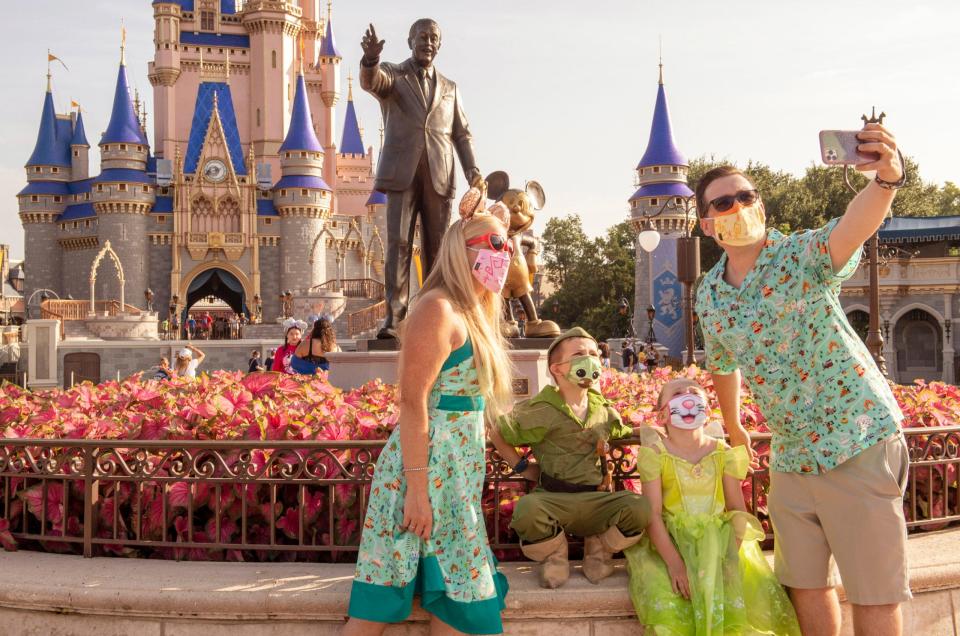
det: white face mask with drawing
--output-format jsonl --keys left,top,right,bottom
{"left": 664, "top": 393, "right": 709, "bottom": 430}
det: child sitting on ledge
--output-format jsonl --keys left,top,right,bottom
{"left": 626, "top": 378, "right": 800, "bottom": 634}
{"left": 489, "top": 327, "right": 651, "bottom": 588}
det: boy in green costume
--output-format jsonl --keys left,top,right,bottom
{"left": 490, "top": 327, "right": 651, "bottom": 588}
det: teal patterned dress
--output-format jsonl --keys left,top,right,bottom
{"left": 348, "top": 339, "right": 508, "bottom": 634}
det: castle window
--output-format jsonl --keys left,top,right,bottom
{"left": 52, "top": 167, "right": 59, "bottom": 173}
{"left": 34, "top": 167, "right": 41, "bottom": 173}
{"left": 72, "top": 222, "right": 78, "bottom": 229}
{"left": 301, "top": 189, "right": 308, "bottom": 196}
{"left": 120, "top": 144, "right": 127, "bottom": 151}
{"left": 300, "top": 152, "right": 307, "bottom": 158}
{"left": 85, "top": 193, "right": 90, "bottom": 200}
{"left": 84, "top": 220, "right": 90, "bottom": 228}
{"left": 119, "top": 184, "right": 127, "bottom": 192}
{"left": 137, "top": 145, "right": 143, "bottom": 152}
{"left": 272, "top": 50, "right": 277, "bottom": 69}
{"left": 73, "top": 150, "right": 79, "bottom": 157}
{"left": 157, "top": 215, "right": 166, "bottom": 223}
{"left": 653, "top": 166, "right": 661, "bottom": 174}
{"left": 671, "top": 166, "right": 680, "bottom": 173}
{"left": 200, "top": 11, "right": 215, "bottom": 31}
{"left": 142, "top": 186, "right": 149, "bottom": 193}
{"left": 639, "top": 168, "right": 644, "bottom": 176}
{"left": 31, "top": 195, "right": 39, "bottom": 202}
{"left": 256, "top": 109, "right": 261, "bottom": 127}
{"left": 675, "top": 197, "right": 683, "bottom": 204}
{"left": 97, "top": 184, "right": 103, "bottom": 192}
{"left": 218, "top": 48, "right": 223, "bottom": 53}
{"left": 53, "top": 196, "right": 62, "bottom": 203}
{"left": 161, "top": 187, "right": 169, "bottom": 195}
{"left": 60, "top": 223, "right": 65, "bottom": 230}
{"left": 280, "top": 189, "right": 287, "bottom": 197}
{"left": 165, "top": 43, "right": 170, "bottom": 49}
{"left": 649, "top": 198, "right": 658, "bottom": 207}
{"left": 264, "top": 218, "right": 272, "bottom": 225}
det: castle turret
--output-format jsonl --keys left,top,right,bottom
{"left": 148, "top": 1, "right": 182, "bottom": 161}
{"left": 334, "top": 77, "right": 375, "bottom": 217}
{"left": 70, "top": 110, "right": 89, "bottom": 180}
{"left": 628, "top": 64, "right": 693, "bottom": 359}
{"left": 92, "top": 50, "right": 155, "bottom": 309}
{"left": 317, "top": 5, "right": 341, "bottom": 194}
{"left": 18, "top": 76, "right": 69, "bottom": 301}
{"left": 274, "top": 72, "right": 332, "bottom": 303}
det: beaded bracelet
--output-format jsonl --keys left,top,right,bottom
{"left": 403, "top": 466, "right": 429, "bottom": 473}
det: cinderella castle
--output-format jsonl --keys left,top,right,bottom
{"left": 18, "top": 0, "right": 386, "bottom": 324}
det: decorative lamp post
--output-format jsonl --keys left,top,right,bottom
{"left": 618, "top": 297, "right": 636, "bottom": 339}
{"left": 252, "top": 293, "right": 262, "bottom": 324}
{"left": 841, "top": 107, "right": 891, "bottom": 376}
{"left": 646, "top": 304, "right": 656, "bottom": 347}
{"left": 144, "top": 288, "right": 154, "bottom": 312}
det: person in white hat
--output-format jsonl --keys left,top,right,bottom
{"left": 174, "top": 343, "right": 205, "bottom": 378}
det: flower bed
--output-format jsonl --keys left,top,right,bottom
{"left": 1, "top": 368, "right": 958, "bottom": 560}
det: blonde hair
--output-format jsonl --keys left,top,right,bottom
{"left": 657, "top": 378, "right": 708, "bottom": 409}
{"left": 407, "top": 213, "right": 514, "bottom": 419}
{"left": 174, "top": 353, "right": 191, "bottom": 375}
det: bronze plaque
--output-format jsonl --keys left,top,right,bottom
{"left": 512, "top": 377, "right": 529, "bottom": 396}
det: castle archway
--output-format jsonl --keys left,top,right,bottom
{"left": 179, "top": 261, "right": 253, "bottom": 319}
{"left": 89, "top": 241, "right": 125, "bottom": 312}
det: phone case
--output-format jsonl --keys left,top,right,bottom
{"left": 819, "top": 130, "right": 863, "bottom": 165}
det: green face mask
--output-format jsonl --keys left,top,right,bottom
{"left": 565, "top": 355, "right": 603, "bottom": 388}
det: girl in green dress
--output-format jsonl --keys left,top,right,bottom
{"left": 627, "top": 379, "right": 801, "bottom": 635}
{"left": 344, "top": 199, "right": 523, "bottom": 635}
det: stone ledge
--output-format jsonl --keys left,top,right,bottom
{"left": 0, "top": 529, "right": 958, "bottom": 635}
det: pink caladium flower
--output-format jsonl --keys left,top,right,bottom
{"left": 0, "top": 519, "right": 17, "bottom": 551}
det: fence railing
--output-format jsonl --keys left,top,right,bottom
{"left": 313, "top": 279, "right": 385, "bottom": 301}
{"left": 1, "top": 427, "right": 957, "bottom": 561}
{"left": 347, "top": 300, "right": 387, "bottom": 337}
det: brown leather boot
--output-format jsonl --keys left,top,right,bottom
{"left": 582, "top": 526, "right": 643, "bottom": 584}
{"left": 521, "top": 532, "right": 569, "bottom": 588}
{"left": 582, "top": 534, "right": 615, "bottom": 583}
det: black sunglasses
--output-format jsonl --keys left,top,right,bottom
{"left": 708, "top": 189, "right": 760, "bottom": 214}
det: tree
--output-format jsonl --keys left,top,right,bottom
{"left": 540, "top": 220, "right": 636, "bottom": 341}
{"left": 540, "top": 215, "right": 589, "bottom": 288}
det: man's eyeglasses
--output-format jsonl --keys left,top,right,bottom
{"left": 708, "top": 189, "right": 760, "bottom": 214}
{"left": 467, "top": 233, "right": 513, "bottom": 253}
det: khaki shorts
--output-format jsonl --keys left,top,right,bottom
{"left": 768, "top": 432, "right": 912, "bottom": 605}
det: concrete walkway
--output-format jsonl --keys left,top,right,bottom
{"left": 1, "top": 529, "right": 959, "bottom": 635}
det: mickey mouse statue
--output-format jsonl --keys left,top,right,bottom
{"left": 486, "top": 171, "right": 561, "bottom": 339}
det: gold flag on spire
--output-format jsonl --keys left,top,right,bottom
{"left": 47, "top": 52, "right": 69, "bottom": 71}
{"left": 121, "top": 21, "right": 127, "bottom": 64}
{"left": 70, "top": 100, "right": 80, "bottom": 109}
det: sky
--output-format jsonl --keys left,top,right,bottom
{"left": 1, "top": 0, "right": 958, "bottom": 261}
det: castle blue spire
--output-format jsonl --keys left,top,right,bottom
{"left": 26, "top": 88, "right": 69, "bottom": 167}
{"left": 637, "top": 79, "right": 686, "bottom": 168}
{"left": 100, "top": 61, "right": 149, "bottom": 146}
{"left": 279, "top": 73, "right": 323, "bottom": 153}
{"left": 71, "top": 111, "right": 89, "bottom": 147}
{"left": 340, "top": 85, "right": 365, "bottom": 156}
{"left": 320, "top": 14, "right": 341, "bottom": 58}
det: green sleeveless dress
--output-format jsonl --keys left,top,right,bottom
{"left": 348, "top": 339, "right": 508, "bottom": 634}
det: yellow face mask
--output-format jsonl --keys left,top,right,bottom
{"left": 708, "top": 202, "right": 766, "bottom": 247}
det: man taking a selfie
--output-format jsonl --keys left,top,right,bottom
{"left": 694, "top": 122, "right": 909, "bottom": 636}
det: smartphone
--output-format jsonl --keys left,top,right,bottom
{"left": 819, "top": 130, "right": 877, "bottom": 165}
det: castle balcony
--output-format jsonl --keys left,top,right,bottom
{"left": 185, "top": 231, "right": 246, "bottom": 261}
{"left": 842, "top": 255, "right": 960, "bottom": 297}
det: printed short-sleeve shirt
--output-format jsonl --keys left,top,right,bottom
{"left": 695, "top": 218, "right": 903, "bottom": 474}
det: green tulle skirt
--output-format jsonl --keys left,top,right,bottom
{"left": 625, "top": 511, "right": 801, "bottom": 636}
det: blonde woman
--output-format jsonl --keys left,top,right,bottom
{"left": 344, "top": 193, "right": 525, "bottom": 635}
{"left": 174, "top": 344, "right": 205, "bottom": 378}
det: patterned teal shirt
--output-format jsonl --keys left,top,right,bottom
{"left": 695, "top": 218, "right": 903, "bottom": 474}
